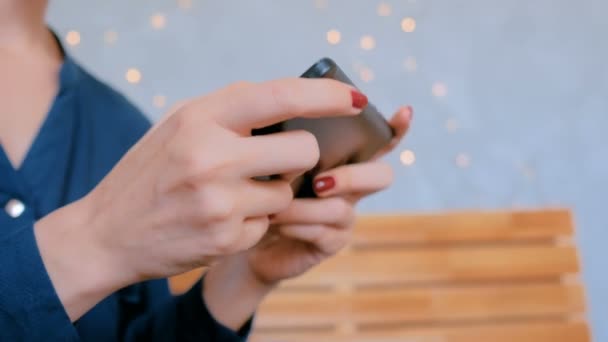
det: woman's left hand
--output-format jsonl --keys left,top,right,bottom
{"left": 243, "top": 105, "right": 413, "bottom": 285}
{"left": 203, "top": 106, "right": 412, "bottom": 330}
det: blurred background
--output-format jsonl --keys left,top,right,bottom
{"left": 47, "top": 0, "right": 607, "bottom": 339}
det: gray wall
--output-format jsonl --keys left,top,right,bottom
{"left": 48, "top": 0, "right": 607, "bottom": 340}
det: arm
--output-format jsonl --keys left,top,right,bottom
{"left": 1, "top": 79, "right": 362, "bottom": 338}
{"left": 0, "top": 223, "right": 80, "bottom": 340}
{"left": 200, "top": 106, "right": 413, "bottom": 333}
{"left": 121, "top": 279, "right": 254, "bottom": 341}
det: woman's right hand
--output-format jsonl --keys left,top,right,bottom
{"left": 34, "top": 78, "right": 366, "bottom": 320}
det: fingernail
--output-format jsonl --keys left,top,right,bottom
{"left": 351, "top": 90, "right": 368, "bottom": 109}
{"left": 405, "top": 106, "right": 414, "bottom": 120}
{"left": 314, "top": 176, "right": 336, "bottom": 193}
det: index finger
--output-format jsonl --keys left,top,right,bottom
{"left": 200, "top": 78, "right": 366, "bottom": 134}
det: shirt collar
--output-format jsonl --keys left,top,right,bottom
{"left": 50, "top": 28, "right": 81, "bottom": 89}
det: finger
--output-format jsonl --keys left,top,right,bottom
{"left": 271, "top": 197, "right": 354, "bottom": 227}
{"left": 278, "top": 224, "right": 350, "bottom": 255}
{"left": 240, "top": 179, "right": 294, "bottom": 217}
{"left": 236, "top": 216, "right": 271, "bottom": 251}
{"left": 313, "top": 161, "right": 394, "bottom": 198}
{"left": 238, "top": 130, "right": 320, "bottom": 178}
{"left": 202, "top": 78, "right": 366, "bottom": 133}
{"left": 372, "top": 106, "right": 413, "bottom": 160}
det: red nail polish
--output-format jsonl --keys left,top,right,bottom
{"left": 351, "top": 90, "right": 368, "bottom": 109}
{"left": 314, "top": 176, "right": 336, "bottom": 193}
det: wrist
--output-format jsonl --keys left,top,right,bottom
{"left": 203, "top": 253, "right": 275, "bottom": 331}
{"left": 34, "top": 197, "right": 129, "bottom": 321}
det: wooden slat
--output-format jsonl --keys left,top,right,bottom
{"left": 281, "top": 246, "right": 579, "bottom": 288}
{"left": 256, "top": 284, "right": 585, "bottom": 329}
{"left": 353, "top": 209, "right": 573, "bottom": 247}
{"left": 171, "top": 246, "right": 579, "bottom": 293}
{"left": 252, "top": 321, "right": 590, "bottom": 342}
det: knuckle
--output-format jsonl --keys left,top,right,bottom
{"left": 334, "top": 167, "right": 352, "bottom": 191}
{"left": 274, "top": 181, "right": 294, "bottom": 211}
{"left": 330, "top": 198, "right": 354, "bottom": 223}
{"left": 227, "top": 80, "right": 255, "bottom": 92}
{"left": 382, "top": 163, "right": 395, "bottom": 186}
{"left": 212, "top": 229, "right": 240, "bottom": 254}
{"left": 279, "top": 181, "right": 295, "bottom": 202}
{"left": 267, "top": 81, "right": 294, "bottom": 114}
{"left": 294, "top": 130, "right": 320, "bottom": 169}
{"left": 195, "top": 187, "right": 235, "bottom": 222}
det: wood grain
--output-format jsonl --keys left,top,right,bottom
{"left": 252, "top": 321, "right": 590, "bottom": 342}
{"left": 353, "top": 209, "right": 573, "bottom": 247}
{"left": 256, "top": 284, "right": 585, "bottom": 329}
{"left": 280, "top": 245, "right": 579, "bottom": 288}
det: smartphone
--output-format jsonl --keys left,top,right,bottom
{"left": 253, "top": 57, "right": 394, "bottom": 197}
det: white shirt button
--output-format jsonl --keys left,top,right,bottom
{"left": 5, "top": 199, "right": 25, "bottom": 218}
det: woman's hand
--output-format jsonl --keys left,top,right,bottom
{"left": 34, "top": 78, "right": 367, "bottom": 321}
{"left": 204, "top": 106, "right": 412, "bottom": 329}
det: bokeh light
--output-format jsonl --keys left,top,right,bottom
{"left": 359, "top": 67, "right": 375, "bottom": 82}
{"left": 360, "top": 35, "right": 376, "bottom": 50}
{"left": 150, "top": 13, "right": 167, "bottom": 29}
{"left": 432, "top": 82, "right": 448, "bottom": 97}
{"left": 104, "top": 30, "right": 118, "bottom": 44}
{"left": 401, "top": 17, "right": 417, "bottom": 32}
{"left": 153, "top": 95, "right": 167, "bottom": 108}
{"left": 126, "top": 68, "right": 142, "bottom": 84}
{"left": 65, "top": 30, "right": 81, "bottom": 46}
{"left": 456, "top": 153, "right": 471, "bottom": 168}
{"left": 445, "top": 118, "right": 458, "bottom": 133}
{"left": 177, "top": 0, "right": 192, "bottom": 9}
{"left": 377, "top": 3, "right": 392, "bottom": 16}
{"left": 400, "top": 150, "right": 416, "bottom": 166}
{"left": 404, "top": 56, "right": 417, "bottom": 72}
{"left": 326, "top": 29, "right": 341, "bottom": 45}
{"left": 314, "top": 0, "right": 328, "bottom": 9}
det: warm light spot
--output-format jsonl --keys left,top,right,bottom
{"left": 153, "top": 95, "right": 167, "bottom": 108}
{"left": 177, "top": 0, "right": 192, "bottom": 9}
{"left": 520, "top": 164, "right": 536, "bottom": 181}
{"left": 445, "top": 118, "right": 458, "bottom": 133}
{"left": 65, "top": 31, "right": 81, "bottom": 46}
{"left": 150, "top": 13, "right": 167, "bottom": 29}
{"left": 126, "top": 68, "right": 142, "bottom": 84}
{"left": 401, "top": 17, "right": 417, "bottom": 32}
{"left": 400, "top": 150, "right": 416, "bottom": 166}
{"left": 314, "top": 0, "right": 328, "bottom": 9}
{"left": 360, "top": 35, "right": 376, "bottom": 51}
{"left": 404, "top": 56, "right": 417, "bottom": 72}
{"left": 326, "top": 29, "right": 341, "bottom": 45}
{"left": 104, "top": 30, "right": 118, "bottom": 44}
{"left": 359, "top": 68, "right": 375, "bottom": 82}
{"left": 456, "top": 153, "right": 471, "bottom": 168}
{"left": 377, "top": 3, "right": 392, "bottom": 16}
{"left": 432, "top": 82, "right": 448, "bottom": 97}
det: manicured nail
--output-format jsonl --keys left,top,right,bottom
{"left": 351, "top": 90, "right": 368, "bottom": 109}
{"left": 314, "top": 176, "right": 336, "bottom": 193}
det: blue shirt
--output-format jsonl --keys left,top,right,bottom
{"left": 0, "top": 39, "right": 250, "bottom": 341}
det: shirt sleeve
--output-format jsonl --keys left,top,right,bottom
{"left": 123, "top": 277, "right": 253, "bottom": 342}
{"left": 0, "top": 224, "right": 80, "bottom": 341}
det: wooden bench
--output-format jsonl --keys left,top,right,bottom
{"left": 169, "top": 209, "right": 590, "bottom": 341}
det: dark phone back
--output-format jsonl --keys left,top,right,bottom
{"left": 253, "top": 58, "right": 394, "bottom": 197}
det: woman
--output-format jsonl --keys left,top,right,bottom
{"left": 0, "top": 1, "right": 412, "bottom": 341}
